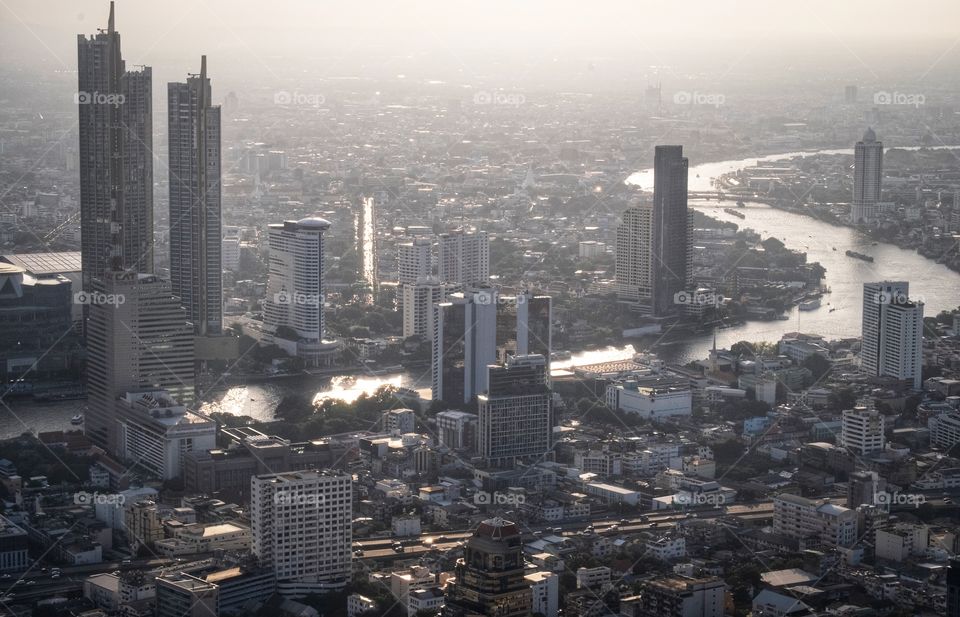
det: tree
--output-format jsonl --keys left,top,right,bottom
{"left": 801, "top": 354, "right": 831, "bottom": 382}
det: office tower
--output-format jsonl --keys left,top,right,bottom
{"left": 85, "top": 272, "right": 195, "bottom": 452}
{"left": 496, "top": 291, "right": 552, "bottom": 367}
{"left": 651, "top": 145, "right": 691, "bottom": 316}
{"left": 431, "top": 289, "right": 496, "bottom": 405}
{"left": 155, "top": 572, "right": 218, "bottom": 617}
{"left": 840, "top": 406, "right": 886, "bottom": 456}
{"left": 616, "top": 201, "right": 654, "bottom": 307}
{"left": 847, "top": 470, "right": 885, "bottom": 509}
{"left": 264, "top": 218, "right": 338, "bottom": 366}
{"left": 844, "top": 85, "right": 858, "bottom": 104}
{"left": 443, "top": 518, "right": 531, "bottom": 617}
{"left": 773, "top": 494, "right": 857, "bottom": 548}
{"left": 438, "top": 230, "right": 489, "bottom": 286}
{"left": 397, "top": 236, "right": 433, "bottom": 285}
{"left": 850, "top": 128, "right": 883, "bottom": 224}
{"left": 632, "top": 576, "right": 726, "bottom": 617}
{"left": 77, "top": 2, "right": 154, "bottom": 291}
{"left": 402, "top": 276, "right": 445, "bottom": 339}
{"left": 168, "top": 56, "right": 222, "bottom": 335}
{"left": 250, "top": 470, "right": 352, "bottom": 597}
{"left": 948, "top": 557, "right": 960, "bottom": 617}
{"left": 861, "top": 282, "right": 923, "bottom": 389}
{"left": 478, "top": 354, "right": 552, "bottom": 467}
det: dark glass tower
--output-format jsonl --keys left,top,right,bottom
{"left": 651, "top": 145, "right": 690, "bottom": 316}
{"left": 168, "top": 56, "right": 222, "bottom": 335}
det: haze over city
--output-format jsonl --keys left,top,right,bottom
{"left": 0, "top": 2, "right": 960, "bottom": 617}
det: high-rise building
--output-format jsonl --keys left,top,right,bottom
{"left": 847, "top": 470, "right": 885, "bottom": 509}
{"left": 478, "top": 355, "right": 552, "bottom": 467}
{"left": 616, "top": 201, "right": 654, "bottom": 307}
{"left": 443, "top": 518, "right": 531, "bottom": 617}
{"left": 497, "top": 291, "right": 552, "bottom": 366}
{"left": 431, "top": 289, "right": 497, "bottom": 405}
{"left": 168, "top": 56, "right": 222, "bottom": 335}
{"left": 850, "top": 128, "right": 883, "bottom": 224}
{"left": 631, "top": 576, "right": 726, "bottom": 617}
{"left": 438, "top": 230, "right": 489, "bottom": 286}
{"left": 840, "top": 406, "right": 886, "bottom": 456}
{"left": 264, "top": 218, "right": 338, "bottom": 366}
{"left": 77, "top": 2, "right": 154, "bottom": 290}
{"left": 155, "top": 572, "right": 218, "bottom": 617}
{"left": 402, "top": 276, "right": 446, "bottom": 339}
{"left": 397, "top": 237, "right": 433, "bottom": 285}
{"left": 651, "top": 145, "right": 691, "bottom": 316}
{"left": 85, "top": 272, "right": 195, "bottom": 452}
{"left": 861, "top": 282, "right": 923, "bottom": 389}
{"left": 250, "top": 470, "right": 352, "bottom": 597}
{"left": 948, "top": 556, "right": 960, "bottom": 617}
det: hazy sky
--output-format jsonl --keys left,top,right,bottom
{"left": 2, "top": 0, "right": 959, "bottom": 91}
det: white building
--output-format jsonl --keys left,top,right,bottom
{"left": 525, "top": 571, "right": 558, "bottom": 617}
{"left": 576, "top": 566, "right": 612, "bottom": 590}
{"left": 115, "top": 390, "right": 217, "bottom": 480}
{"left": 435, "top": 410, "right": 477, "bottom": 451}
{"left": 773, "top": 494, "right": 857, "bottom": 548}
{"left": 875, "top": 524, "right": 929, "bottom": 562}
{"left": 578, "top": 241, "right": 605, "bottom": 259}
{"left": 840, "top": 406, "right": 886, "bottom": 456}
{"left": 264, "top": 218, "right": 338, "bottom": 366}
{"left": 606, "top": 381, "right": 692, "bottom": 421}
{"left": 401, "top": 276, "right": 445, "bottom": 339}
{"left": 929, "top": 412, "right": 960, "bottom": 449}
{"left": 407, "top": 587, "right": 445, "bottom": 617}
{"left": 396, "top": 237, "right": 433, "bottom": 285}
{"left": 222, "top": 228, "right": 241, "bottom": 271}
{"left": 437, "top": 229, "right": 489, "bottom": 286}
{"left": 648, "top": 535, "right": 686, "bottom": 561}
{"left": 615, "top": 202, "right": 653, "bottom": 307}
{"left": 382, "top": 408, "right": 416, "bottom": 434}
{"left": 250, "top": 470, "right": 352, "bottom": 597}
{"left": 861, "top": 282, "right": 923, "bottom": 389}
{"left": 347, "top": 594, "right": 376, "bottom": 617}
{"left": 850, "top": 128, "right": 883, "bottom": 224}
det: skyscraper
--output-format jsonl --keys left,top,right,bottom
{"left": 443, "top": 518, "right": 531, "bottom": 617}
{"left": 77, "top": 2, "right": 154, "bottom": 291}
{"left": 431, "top": 289, "right": 496, "bottom": 405}
{"left": 850, "top": 128, "right": 883, "bottom": 224}
{"left": 615, "top": 201, "right": 654, "bottom": 308}
{"left": 861, "top": 282, "right": 923, "bottom": 389}
{"left": 397, "top": 236, "right": 433, "bottom": 285}
{"left": 478, "top": 354, "right": 552, "bottom": 467}
{"left": 84, "top": 272, "right": 195, "bottom": 452}
{"left": 168, "top": 56, "right": 222, "bottom": 335}
{"left": 264, "top": 218, "right": 338, "bottom": 366}
{"left": 651, "top": 145, "right": 691, "bottom": 316}
{"left": 250, "top": 470, "right": 352, "bottom": 597}
{"left": 402, "top": 276, "right": 446, "bottom": 339}
{"left": 438, "top": 230, "right": 489, "bottom": 286}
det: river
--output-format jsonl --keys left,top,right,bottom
{"left": 5, "top": 147, "right": 959, "bottom": 436}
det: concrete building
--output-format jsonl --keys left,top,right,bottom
{"left": 432, "top": 289, "right": 496, "bottom": 405}
{"left": 861, "top": 282, "right": 923, "bottom": 389}
{"left": 155, "top": 572, "right": 218, "bottom": 617}
{"left": 438, "top": 229, "right": 489, "bottom": 286}
{"left": 435, "top": 410, "right": 477, "bottom": 451}
{"left": 85, "top": 272, "right": 195, "bottom": 453}
{"left": 616, "top": 202, "right": 654, "bottom": 308}
{"left": 840, "top": 406, "right": 886, "bottom": 456}
{"left": 875, "top": 524, "right": 929, "bottom": 562}
{"left": 250, "top": 470, "right": 352, "bottom": 597}
{"left": 929, "top": 412, "right": 960, "bottom": 449}
{"left": 632, "top": 576, "right": 726, "bottom": 617}
{"left": 382, "top": 408, "right": 416, "bottom": 434}
{"left": 402, "top": 276, "right": 445, "bottom": 339}
{"left": 167, "top": 56, "right": 222, "bottom": 335}
{"left": 115, "top": 390, "right": 217, "bottom": 480}
{"left": 264, "top": 218, "right": 338, "bottom": 366}
{"left": 525, "top": 571, "right": 558, "bottom": 617}
{"left": 773, "top": 494, "right": 857, "bottom": 548}
{"left": 78, "top": 2, "right": 154, "bottom": 288}
{"left": 0, "top": 516, "right": 28, "bottom": 572}
{"left": 850, "top": 128, "right": 883, "bottom": 224}
{"left": 397, "top": 236, "right": 432, "bottom": 285}
{"left": 606, "top": 380, "right": 692, "bottom": 421}
{"left": 478, "top": 354, "right": 552, "bottom": 467}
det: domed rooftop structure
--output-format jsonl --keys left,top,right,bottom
{"left": 474, "top": 517, "right": 521, "bottom": 540}
{"left": 296, "top": 216, "right": 331, "bottom": 229}
{"left": 862, "top": 127, "right": 877, "bottom": 142}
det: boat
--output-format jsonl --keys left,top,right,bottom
{"left": 829, "top": 308, "right": 836, "bottom": 312}
{"left": 832, "top": 247, "right": 837, "bottom": 251}
{"left": 845, "top": 250, "right": 874, "bottom": 262}
{"left": 71, "top": 414, "right": 83, "bottom": 426}
{"left": 799, "top": 298, "right": 821, "bottom": 311}
{"left": 723, "top": 208, "right": 746, "bottom": 219}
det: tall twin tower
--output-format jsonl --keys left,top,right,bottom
{"left": 78, "top": 3, "right": 222, "bottom": 450}
{"left": 77, "top": 1, "right": 222, "bottom": 334}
